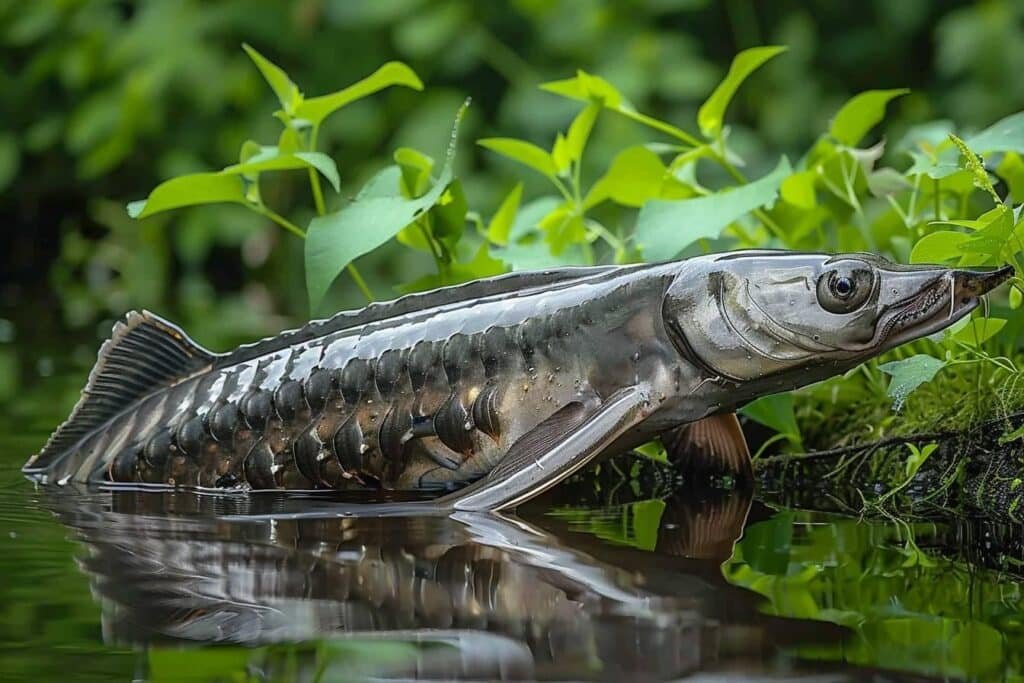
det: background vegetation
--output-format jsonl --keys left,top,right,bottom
{"left": 5, "top": 0, "right": 1024, "bottom": 466}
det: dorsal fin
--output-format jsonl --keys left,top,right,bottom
{"left": 218, "top": 265, "right": 628, "bottom": 366}
{"left": 24, "top": 310, "right": 215, "bottom": 475}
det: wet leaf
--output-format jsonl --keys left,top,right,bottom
{"left": 635, "top": 156, "right": 791, "bottom": 260}
{"left": 829, "top": 89, "right": 909, "bottom": 147}
{"left": 127, "top": 173, "right": 246, "bottom": 219}
{"left": 295, "top": 62, "right": 422, "bottom": 127}
{"left": 305, "top": 103, "right": 465, "bottom": 310}
{"left": 879, "top": 354, "right": 946, "bottom": 410}
{"left": 698, "top": 46, "right": 787, "bottom": 139}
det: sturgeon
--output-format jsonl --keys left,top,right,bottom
{"left": 23, "top": 251, "right": 1012, "bottom": 511}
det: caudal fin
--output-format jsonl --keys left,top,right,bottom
{"left": 23, "top": 311, "right": 216, "bottom": 481}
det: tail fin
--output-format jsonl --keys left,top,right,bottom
{"left": 23, "top": 311, "right": 216, "bottom": 480}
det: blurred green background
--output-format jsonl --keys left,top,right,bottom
{"left": 3, "top": 0, "right": 1023, "bottom": 350}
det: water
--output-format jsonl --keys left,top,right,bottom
{"left": 2, "top": 342, "right": 1024, "bottom": 681}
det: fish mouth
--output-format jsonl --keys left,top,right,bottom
{"left": 878, "top": 264, "right": 1014, "bottom": 348}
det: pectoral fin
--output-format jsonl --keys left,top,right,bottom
{"left": 662, "top": 412, "right": 752, "bottom": 482}
{"left": 440, "top": 385, "right": 652, "bottom": 512}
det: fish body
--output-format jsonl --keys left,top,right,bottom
{"left": 24, "top": 251, "right": 1012, "bottom": 510}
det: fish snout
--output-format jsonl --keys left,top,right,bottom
{"left": 954, "top": 264, "right": 1014, "bottom": 298}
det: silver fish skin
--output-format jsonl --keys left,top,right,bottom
{"left": 23, "top": 250, "right": 1012, "bottom": 510}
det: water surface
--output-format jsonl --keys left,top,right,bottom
{"left": 2, "top": 340, "right": 1023, "bottom": 681}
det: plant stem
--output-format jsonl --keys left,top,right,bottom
{"left": 714, "top": 152, "right": 788, "bottom": 241}
{"left": 933, "top": 178, "right": 942, "bottom": 220}
{"left": 305, "top": 125, "right": 374, "bottom": 302}
{"left": 256, "top": 205, "right": 306, "bottom": 238}
{"left": 345, "top": 263, "right": 374, "bottom": 302}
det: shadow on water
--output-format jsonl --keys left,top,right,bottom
{"left": 36, "top": 484, "right": 853, "bottom": 681}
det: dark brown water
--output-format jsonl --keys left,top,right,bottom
{"left": 2, "top": 336, "right": 1023, "bottom": 681}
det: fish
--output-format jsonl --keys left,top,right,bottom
{"left": 23, "top": 250, "right": 1012, "bottom": 511}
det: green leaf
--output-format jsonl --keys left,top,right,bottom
{"left": 478, "top": 138, "right": 559, "bottom": 180}
{"left": 394, "top": 146, "right": 434, "bottom": 197}
{"left": 867, "top": 168, "right": 913, "bottom": 197}
{"left": 698, "top": 46, "right": 787, "bottom": 139}
{"left": 906, "top": 147, "right": 962, "bottom": 179}
{"left": 829, "top": 89, "right": 909, "bottom": 147}
{"left": 305, "top": 103, "right": 466, "bottom": 310}
{"left": 910, "top": 230, "right": 970, "bottom": 263}
{"left": 221, "top": 149, "right": 341, "bottom": 192}
{"left": 586, "top": 146, "right": 673, "bottom": 208}
{"left": 965, "top": 111, "right": 1024, "bottom": 154}
{"left": 242, "top": 43, "right": 302, "bottom": 114}
{"left": 295, "top": 62, "right": 423, "bottom": 128}
{"left": 127, "top": 173, "right": 246, "bottom": 219}
{"left": 741, "top": 393, "right": 802, "bottom": 449}
{"left": 486, "top": 183, "right": 523, "bottom": 246}
{"left": 564, "top": 102, "right": 601, "bottom": 165}
{"left": 879, "top": 354, "right": 946, "bottom": 410}
{"left": 397, "top": 244, "right": 506, "bottom": 294}
{"left": 541, "top": 70, "right": 700, "bottom": 147}
{"left": 780, "top": 170, "right": 817, "bottom": 209}
{"left": 996, "top": 151, "right": 1024, "bottom": 202}
{"left": 537, "top": 204, "right": 585, "bottom": 254}
{"left": 950, "top": 317, "right": 1006, "bottom": 346}
{"left": 635, "top": 156, "right": 792, "bottom": 260}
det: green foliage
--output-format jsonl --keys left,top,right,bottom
{"left": 121, "top": 37, "right": 1024, "bottom": 453}
{"left": 725, "top": 512, "right": 1024, "bottom": 679}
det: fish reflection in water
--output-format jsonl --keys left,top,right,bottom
{"left": 41, "top": 487, "right": 844, "bottom": 681}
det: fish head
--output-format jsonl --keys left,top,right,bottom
{"left": 663, "top": 250, "right": 1012, "bottom": 394}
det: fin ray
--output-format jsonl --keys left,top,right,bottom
{"left": 24, "top": 310, "right": 215, "bottom": 476}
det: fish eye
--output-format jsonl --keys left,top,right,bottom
{"left": 816, "top": 265, "right": 874, "bottom": 314}
{"left": 832, "top": 276, "right": 854, "bottom": 298}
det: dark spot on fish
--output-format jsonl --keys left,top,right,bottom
{"left": 293, "top": 428, "right": 324, "bottom": 485}
{"left": 110, "top": 445, "right": 139, "bottom": 482}
{"left": 145, "top": 428, "right": 174, "bottom": 465}
{"left": 379, "top": 406, "right": 413, "bottom": 471}
{"left": 304, "top": 368, "right": 334, "bottom": 412}
{"left": 243, "top": 390, "right": 272, "bottom": 430}
{"left": 408, "top": 341, "right": 436, "bottom": 391}
{"left": 174, "top": 416, "right": 205, "bottom": 458}
{"left": 376, "top": 349, "right": 404, "bottom": 396}
{"left": 434, "top": 394, "right": 474, "bottom": 455}
{"left": 243, "top": 441, "right": 276, "bottom": 489}
{"left": 341, "top": 358, "right": 372, "bottom": 404}
{"left": 332, "top": 416, "right": 364, "bottom": 473}
{"left": 442, "top": 334, "right": 472, "bottom": 385}
{"left": 210, "top": 403, "right": 239, "bottom": 443}
{"left": 472, "top": 383, "right": 502, "bottom": 440}
{"left": 273, "top": 379, "right": 303, "bottom": 421}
